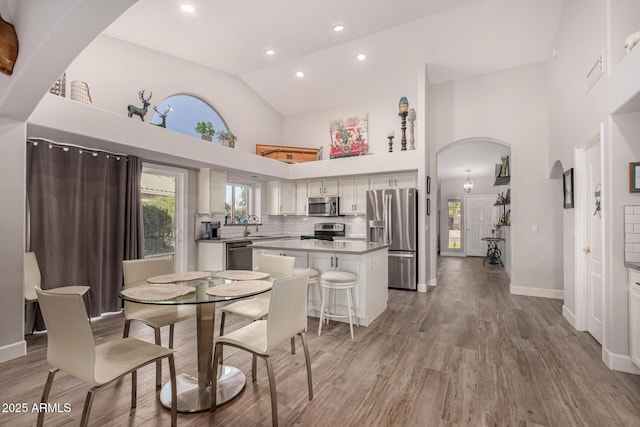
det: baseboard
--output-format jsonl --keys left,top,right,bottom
{"left": 510, "top": 284, "right": 564, "bottom": 300}
{"left": 562, "top": 305, "right": 577, "bottom": 329}
{"left": 417, "top": 282, "right": 428, "bottom": 293}
{"left": 0, "top": 340, "right": 26, "bottom": 363}
{"left": 602, "top": 347, "right": 640, "bottom": 375}
{"left": 439, "top": 252, "right": 465, "bottom": 257}
{"left": 504, "top": 263, "right": 512, "bottom": 277}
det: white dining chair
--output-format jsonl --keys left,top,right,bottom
{"left": 36, "top": 288, "right": 177, "bottom": 427}
{"left": 122, "top": 256, "right": 196, "bottom": 389}
{"left": 218, "top": 254, "right": 296, "bottom": 362}
{"left": 24, "top": 251, "right": 90, "bottom": 334}
{"left": 211, "top": 270, "right": 313, "bottom": 426}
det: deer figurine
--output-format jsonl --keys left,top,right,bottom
{"left": 152, "top": 105, "right": 172, "bottom": 128}
{"left": 127, "top": 90, "right": 152, "bottom": 121}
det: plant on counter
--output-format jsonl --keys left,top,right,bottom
{"left": 195, "top": 121, "right": 215, "bottom": 141}
{"left": 216, "top": 130, "right": 237, "bottom": 148}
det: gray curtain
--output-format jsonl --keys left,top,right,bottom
{"left": 26, "top": 140, "right": 143, "bottom": 320}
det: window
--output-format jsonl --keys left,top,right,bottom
{"left": 448, "top": 199, "right": 462, "bottom": 249}
{"left": 226, "top": 184, "right": 250, "bottom": 223}
{"left": 150, "top": 94, "right": 229, "bottom": 142}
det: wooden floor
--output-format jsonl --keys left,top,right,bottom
{"left": 3, "top": 257, "right": 640, "bottom": 426}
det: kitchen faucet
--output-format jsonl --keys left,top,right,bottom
{"left": 243, "top": 214, "right": 260, "bottom": 237}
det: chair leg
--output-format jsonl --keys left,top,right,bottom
{"left": 123, "top": 319, "right": 131, "bottom": 338}
{"left": 168, "top": 354, "right": 177, "bottom": 427}
{"left": 37, "top": 369, "right": 58, "bottom": 427}
{"left": 211, "top": 343, "right": 222, "bottom": 412}
{"left": 219, "top": 312, "right": 226, "bottom": 365}
{"left": 290, "top": 337, "right": 296, "bottom": 355}
{"left": 252, "top": 354, "right": 258, "bottom": 383}
{"left": 346, "top": 288, "right": 355, "bottom": 340}
{"left": 265, "top": 356, "right": 279, "bottom": 427}
{"left": 299, "top": 332, "right": 313, "bottom": 401}
{"left": 80, "top": 387, "right": 97, "bottom": 427}
{"left": 169, "top": 324, "right": 175, "bottom": 349}
{"left": 154, "top": 328, "right": 162, "bottom": 390}
{"left": 318, "top": 286, "right": 327, "bottom": 336}
{"left": 350, "top": 287, "right": 359, "bottom": 327}
{"left": 131, "top": 370, "right": 137, "bottom": 409}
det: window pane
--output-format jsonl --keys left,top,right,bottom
{"left": 226, "top": 185, "right": 233, "bottom": 219}
{"left": 448, "top": 200, "right": 461, "bottom": 249}
{"left": 142, "top": 174, "right": 176, "bottom": 257}
{"left": 234, "top": 186, "right": 247, "bottom": 221}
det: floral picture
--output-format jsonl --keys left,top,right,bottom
{"left": 329, "top": 114, "right": 368, "bottom": 158}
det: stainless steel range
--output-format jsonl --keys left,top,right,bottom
{"left": 300, "top": 223, "right": 345, "bottom": 241}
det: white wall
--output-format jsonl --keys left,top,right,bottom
{"left": 65, "top": 36, "right": 284, "bottom": 154}
{"left": 431, "top": 63, "right": 562, "bottom": 293}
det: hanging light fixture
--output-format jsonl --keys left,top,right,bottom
{"left": 462, "top": 169, "right": 474, "bottom": 193}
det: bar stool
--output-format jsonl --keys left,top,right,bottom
{"left": 318, "top": 271, "right": 359, "bottom": 339}
{"left": 295, "top": 267, "right": 321, "bottom": 310}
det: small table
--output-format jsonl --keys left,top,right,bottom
{"left": 481, "top": 237, "right": 504, "bottom": 266}
{"left": 119, "top": 272, "right": 272, "bottom": 413}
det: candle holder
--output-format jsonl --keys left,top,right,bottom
{"left": 387, "top": 136, "right": 394, "bottom": 152}
{"left": 407, "top": 108, "right": 416, "bottom": 150}
{"left": 399, "top": 111, "right": 408, "bottom": 151}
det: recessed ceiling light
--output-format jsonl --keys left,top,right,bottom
{"left": 180, "top": 4, "right": 195, "bottom": 13}
{"left": 295, "top": 71, "right": 305, "bottom": 78}
{"left": 265, "top": 49, "right": 275, "bottom": 55}
{"left": 333, "top": 24, "right": 345, "bottom": 32}
{"left": 356, "top": 53, "right": 367, "bottom": 61}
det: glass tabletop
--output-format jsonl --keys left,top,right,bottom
{"left": 119, "top": 271, "right": 272, "bottom": 305}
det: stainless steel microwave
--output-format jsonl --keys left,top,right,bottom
{"left": 308, "top": 196, "right": 340, "bottom": 217}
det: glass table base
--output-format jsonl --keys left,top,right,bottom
{"left": 159, "top": 365, "right": 246, "bottom": 413}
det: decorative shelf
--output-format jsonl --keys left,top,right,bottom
{"left": 494, "top": 201, "right": 510, "bottom": 206}
{"left": 494, "top": 176, "right": 510, "bottom": 186}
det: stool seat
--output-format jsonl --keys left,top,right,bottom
{"left": 320, "top": 271, "right": 357, "bottom": 284}
{"left": 295, "top": 268, "right": 320, "bottom": 280}
{"left": 318, "top": 270, "right": 359, "bottom": 339}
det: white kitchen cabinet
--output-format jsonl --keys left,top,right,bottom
{"left": 266, "top": 181, "right": 296, "bottom": 215}
{"left": 296, "top": 181, "right": 308, "bottom": 215}
{"left": 369, "top": 173, "right": 416, "bottom": 190}
{"left": 197, "top": 168, "right": 226, "bottom": 214}
{"left": 629, "top": 268, "right": 640, "bottom": 368}
{"left": 197, "top": 241, "right": 225, "bottom": 271}
{"left": 253, "top": 248, "right": 308, "bottom": 269}
{"left": 339, "top": 177, "right": 369, "bottom": 215}
{"left": 308, "top": 179, "right": 339, "bottom": 197}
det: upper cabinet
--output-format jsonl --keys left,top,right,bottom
{"left": 198, "top": 168, "right": 226, "bottom": 214}
{"left": 369, "top": 173, "right": 417, "bottom": 190}
{"left": 296, "top": 181, "right": 308, "bottom": 215}
{"left": 266, "top": 181, "right": 297, "bottom": 215}
{"left": 339, "top": 177, "right": 369, "bottom": 215}
{"left": 308, "top": 179, "right": 339, "bottom": 197}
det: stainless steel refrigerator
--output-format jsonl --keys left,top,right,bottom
{"left": 366, "top": 188, "right": 417, "bottom": 290}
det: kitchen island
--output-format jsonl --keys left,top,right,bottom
{"left": 251, "top": 239, "right": 389, "bottom": 326}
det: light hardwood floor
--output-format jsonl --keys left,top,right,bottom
{"left": 2, "top": 257, "right": 640, "bottom": 426}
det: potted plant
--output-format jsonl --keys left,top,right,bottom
{"left": 195, "top": 121, "right": 215, "bottom": 141}
{"left": 216, "top": 130, "right": 237, "bottom": 148}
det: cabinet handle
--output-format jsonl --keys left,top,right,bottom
{"left": 336, "top": 257, "right": 339, "bottom": 268}
{"left": 394, "top": 179, "right": 398, "bottom": 186}
{"left": 330, "top": 256, "right": 334, "bottom": 268}
{"left": 388, "top": 179, "right": 392, "bottom": 187}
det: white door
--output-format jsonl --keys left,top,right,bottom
{"left": 586, "top": 140, "right": 603, "bottom": 343}
{"left": 465, "top": 196, "right": 496, "bottom": 257}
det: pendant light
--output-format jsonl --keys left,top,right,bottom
{"left": 462, "top": 169, "right": 474, "bottom": 193}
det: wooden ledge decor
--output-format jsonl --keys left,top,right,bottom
{"left": 0, "top": 15, "right": 18, "bottom": 75}
{"left": 256, "top": 144, "right": 320, "bottom": 163}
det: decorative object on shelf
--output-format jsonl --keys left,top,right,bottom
{"left": 398, "top": 97, "right": 409, "bottom": 151}
{"left": 195, "top": 121, "right": 215, "bottom": 141}
{"left": 631, "top": 162, "right": 640, "bottom": 193}
{"left": 387, "top": 130, "right": 395, "bottom": 152}
{"left": 256, "top": 144, "right": 320, "bottom": 163}
{"left": 426, "top": 176, "right": 431, "bottom": 194}
{"left": 462, "top": 169, "right": 474, "bottom": 193}
{"left": 505, "top": 189, "right": 510, "bottom": 203}
{"left": 152, "top": 105, "right": 173, "bottom": 128}
{"left": 49, "top": 73, "right": 66, "bottom": 97}
{"left": 625, "top": 31, "right": 640, "bottom": 53}
{"left": 127, "top": 89, "right": 152, "bottom": 121}
{"left": 217, "top": 130, "right": 237, "bottom": 148}
{"left": 563, "top": 168, "right": 574, "bottom": 208}
{"left": 329, "top": 114, "right": 368, "bottom": 158}
{"left": 594, "top": 183, "right": 601, "bottom": 218}
{"left": 70, "top": 80, "right": 92, "bottom": 104}
{"left": 505, "top": 209, "right": 511, "bottom": 226}
{"left": 407, "top": 108, "right": 416, "bottom": 150}
{"left": 0, "top": 15, "right": 18, "bottom": 75}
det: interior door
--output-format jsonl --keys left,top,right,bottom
{"left": 586, "top": 140, "right": 603, "bottom": 344}
{"left": 465, "top": 196, "right": 496, "bottom": 257}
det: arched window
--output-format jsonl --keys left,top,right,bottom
{"left": 150, "top": 94, "right": 229, "bottom": 143}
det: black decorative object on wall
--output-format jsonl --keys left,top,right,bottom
{"left": 563, "top": 168, "right": 574, "bottom": 209}
{"left": 426, "top": 176, "right": 431, "bottom": 194}
{"left": 127, "top": 90, "right": 152, "bottom": 121}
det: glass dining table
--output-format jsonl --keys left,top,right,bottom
{"left": 119, "top": 271, "right": 272, "bottom": 413}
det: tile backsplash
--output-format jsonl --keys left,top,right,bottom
{"left": 625, "top": 205, "right": 640, "bottom": 262}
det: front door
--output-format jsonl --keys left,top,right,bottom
{"left": 465, "top": 196, "right": 496, "bottom": 257}
{"left": 586, "top": 140, "right": 603, "bottom": 344}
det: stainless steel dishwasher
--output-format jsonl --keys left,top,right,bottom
{"left": 225, "top": 240, "right": 253, "bottom": 270}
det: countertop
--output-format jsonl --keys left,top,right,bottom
{"left": 250, "top": 239, "right": 390, "bottom": 255}
{"left": 625, "top": 262, "right": 640, "bottom": 271}
{"left": 197, "top": 235, "right": 296, "bottom": 243}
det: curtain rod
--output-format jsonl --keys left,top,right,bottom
{"left": 27, "top": 137, "right": 129, "bottom": 158}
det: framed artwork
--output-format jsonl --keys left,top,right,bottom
{"left": 427, "top": 198, "right": 431, "bottom": 216}
{"left": 426, "top": 176, "right": 431, "bottom": 194}
{"left": 329, "top": 114, "right": 368, "bottom": 158}
{"left": 563, "top": 168, "right": 574, "bottom": 209}
{"left": 631, "top": 162, "right": 640, "bottom": 193}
